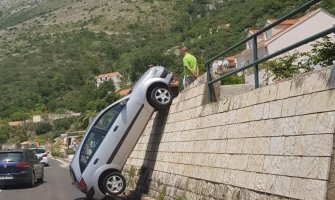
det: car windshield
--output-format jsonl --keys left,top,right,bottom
{"left": 0, "top": 152, "right": 23, "bottom": 163}
{"left": 79, "top": 102, "right": 125, "bottom": 172}
{"left": 32, "top": 149, "right": 46, "bottom": 154}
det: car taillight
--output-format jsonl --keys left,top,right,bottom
{"left": 16, "top": 162, "right": 29, "bottom": 168}
{"left": 42, "top": 154, "right": 48, "bottom": 157}
{"left": 79, "top": 178, "right": 87, "bottom": 193}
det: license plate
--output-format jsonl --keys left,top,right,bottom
{"left": 0, "top": 175, "right": 13, "bottom": 180}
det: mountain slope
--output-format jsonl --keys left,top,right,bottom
{"left": 0, "top": 0, "right": 333, "bottom": 120}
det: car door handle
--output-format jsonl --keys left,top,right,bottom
{"left": 113, "top": 126, "right": 118, "bottom": 132}
{"left": 94, "top": 158, "right": 99, "bottom": 165}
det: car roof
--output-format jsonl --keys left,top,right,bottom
{"left": 0, "top": 149, "right": 29, "bottom": 153}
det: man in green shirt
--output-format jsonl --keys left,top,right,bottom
{"left": 180, "top": 47, "right": 199, "bottom": 88}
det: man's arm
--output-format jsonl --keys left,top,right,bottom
{"left": 185, "top": 66, "right": 199, "bottom": 77}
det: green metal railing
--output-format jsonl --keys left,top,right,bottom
{"left": 205, "top": 0, "right": 335, "bottom": 101}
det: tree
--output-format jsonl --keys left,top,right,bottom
{"left": 35, "top": 122, "right": 53, "bottom": 135}
{"left": 0, "top": 120, "right": 10, "bottom": 144}
{"left": 261, "top": 52, "right": 313, "bottom": 83}
{"left": 303, "top": 36, "right": 335, "bottom": 68}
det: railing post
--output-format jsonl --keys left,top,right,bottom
{"left": 252, "top": 36, "right": 260, "bottom": 88}
{"left": 206, "top": 63, "right": 214, "bottom": 102}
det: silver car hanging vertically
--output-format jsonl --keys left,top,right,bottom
{"left": 69, "top": 66, "right": 179, "bottom": 200}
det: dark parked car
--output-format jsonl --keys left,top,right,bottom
{"left": 0, "top": 149, "right": 44, "bottom": 187}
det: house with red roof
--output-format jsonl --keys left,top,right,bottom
{"left": 95, "top": 72, "right": 122, "bottom": 91}
{"left": 8, "top": 121, "right": 24, "bottom": 127}
{"left": 234, "top": 8, "right": 335, "bottom": 85}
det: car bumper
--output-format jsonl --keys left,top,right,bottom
{"left": 0, "top": 172, "right": 32, "bottom": 185}
{"left": 40, "top": 157, "right": 49, "bottom": 165}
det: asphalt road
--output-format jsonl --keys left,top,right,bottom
{"left": 0, "top": 159, "right": 87, "bottom": 200}
{"left": 0, "top": 159, "right": 134, "bottom": 200}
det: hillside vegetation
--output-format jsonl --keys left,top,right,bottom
{"left": 0, "top": 0, "right": 334, "bottom": 121}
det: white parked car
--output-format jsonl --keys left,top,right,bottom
{"left": 31, "top": 148, "right": 49, "bottom": 166}
{"left": 69, "top": 66, "right": 179, "bottom": 200}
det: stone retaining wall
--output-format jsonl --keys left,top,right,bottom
{"left": 124, "top": 66, "right": 335, "bottom": 200}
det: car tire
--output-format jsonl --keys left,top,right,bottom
{"left": 28, "top": 172, "right": 35, "bottom": 188}
{"left": 148, "top": 86, "right": 173, "bottom": 110}
{"left": 102, "top": 172, "right": 126, "bottom": 196}
{"left": 37, "top": 168, "right": 44, "bottom": 183}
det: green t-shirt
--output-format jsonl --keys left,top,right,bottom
{"left": 183, "top": 53, "right": 197, "bottom": 77}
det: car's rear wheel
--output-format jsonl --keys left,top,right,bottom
{"left": 28, "top": 172, "right": 35, "bottom": 188}
{"left": 102, "top": 172, "right": 126, "bottom": 196}
{"left": 148, "top": 85, "right": 172, "bottom": 110}
{"left": 37, "top": 168, "right": 44, "bottom": 183}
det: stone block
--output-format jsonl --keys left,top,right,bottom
{"left": 310, "top": 91, "right": 333, "bottom": 114}
{"left": 207, "top": 140, "right": 221, "bottom": 153}
{"left": 315, "top": 112, "right": 335, "bottom": 134}
{"left": 268, "top": 84, "right": 279, "bottom": 101}
{"left": 246, "top": 89, "right": 260, "bottom": 107}
{"left": 241, "top": 107, "right": 253, "bottom": 122}
{"left": 253, "top": 138, "right": 270, "bottom": 155}
{"left": 237, "top": 123, "right": 249, "bottom": 138}
{"left": 284, "top": 156, "right": 301, "bottom": 177}
{"left": 284, "top": 136, "right": 295, "bottom": 155}
{"left": 230, "top": 95, "right": 242, "bottom": 110}
{"left": 281, "top": 97, "right": 298, "bottom": 117}
{"left": 254, "top": 173, "right": 267, "bottom": 192}
{"left": 298, "top": 114, "right": 317, "bottom": 135}
{"left": 218, "top": 98, "right": 229, "bottom": 113}
{"left": 227, "top": 124, "right": 238, "bottom": 138}
{"left": 247, "top": 155, "right": 265, "bottom": 172}
{"left": 264, "top": 119, "right": 282, "bottom": 137}
{"left": 318, "top": 157, "right": 331, "bottom": 180}
{"left": 306, "top": 134, "right": 333, "bottom": 156}
{"left": 226, "top": 139, "right": 239, "bottom": 153}
{"left": 242, "top": 138, "right": 256, "bottom": 154}
{"left": 282, "top": 116, "right": 299, "bottom": 136}
{"left": 223, "top": 169, "right": 231, "bottom": 184}
{"left": 289, "top": 76, "right": 304, "bottom": 97}
{"left": 270, "top": 137, "right": 285, "bottom": 155}
{"left": 219, "top": 140, "right": 228, "bottom": 154}
{"left": 294, "top": 135, "right": 314, "bottom": 156}
{"left": 262, "top": 102, "right": 270, "bottom": 119}
{"left": 252, "top": 104, "right": 264, "bottom": 121}
{"left": 276, "top": 80, "right": 291, "bottom": 100}
{"left": 247, "top": 172, "right": 257, "bottom": 190}
{"left": 263, "top": 156, "right": 272, "bottom": 173}
{"left": 258, "top": 85, "right": 270, "bottom": 103}
{"left": 299, "top": 157, "right": 319, "bottom": 179}
{"left": 240, "top": 92, "right": 250, "bottom": 108}
{"left": 295, "top": 94, "right": 312, "bottom": 115}
{"left": 253, "top": 121, "right": 266, "bottom": 137}
{"left": 265, "top": 174, "right": 276, "bottom": 194}
{"left": 289, "top": 177, "right": 306, "bottom": 200}
{"left": 268, "top": 100, "right": 283, "bottom": 119}
{"left": 270, "top": 156, "right": 285, "bottom": 175}
{"left": 274, "top": 176, "right": 291, "bottom": 197}
{"left": 228, "top": 155, "right": 248, "bottom": 170}
{"left": 305, "top": 179, "right": 327, "bottom": 200}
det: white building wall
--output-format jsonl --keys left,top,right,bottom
{"left": 267, "top": 11, "right": 335, "bottom": 55}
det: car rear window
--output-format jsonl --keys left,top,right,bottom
{"left": 32, "top": 149, "right": 46, "bottom": 154}
{"left": 0, "top": 152, "right": 23, "bottom": 162}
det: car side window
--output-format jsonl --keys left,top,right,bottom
{"left": 94, "top": 103, "right": 125, "bottom": 130}
{"left": 79, "top": 102, "right": 125, "bottom": 172}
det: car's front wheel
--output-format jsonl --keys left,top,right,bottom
{"left": 102, "top": 172, "right": 126, "bottom": 196}
{"left": 148, "top": 85, "right": 172, "bottom": 110}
